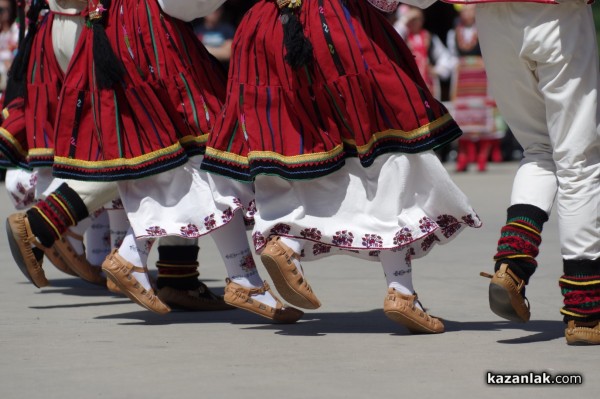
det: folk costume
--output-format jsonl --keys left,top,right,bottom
{"left": 447, "top": 0, "right": 600, "bottom": 344}
{"left": 1, "top": 0, "right": 110, "bottom": 285}
{"left": 446, "top": 6, "right": 504, "bottom": 172}
{"left": 5, "top": 0, "right": 301, "bottom": 320}
{"left": 202, "top": 0, "right": 482, "bottom": 333}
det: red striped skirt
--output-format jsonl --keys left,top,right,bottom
{"left": 202, "top": 0, "right": 461, "bottom": 181}
{"left": 0, "top": 13, "right": 63, "bottom": 170}
{"left": 451, "top": 55, "right": 499, "bottom": 137}
{"left": 52, "top": 0, "right": 226, "bottom": 181}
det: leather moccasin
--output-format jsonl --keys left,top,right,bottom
{"left": 102, "top": 250, "right": 170, "bottom": 315}
{"left": 260, "top": 236, "right": 321, "bottom": 309}
{"left": 224, "top": 278, "right": 303, "bottom": 323}
{"left": 481, "top": 263, "right": 530, "bottom": 323}
{"left": 383, "top": 288, "right": 444, "bottom": 334}
{"left": 565, "top": 320, "right": 600, "bottom": 345}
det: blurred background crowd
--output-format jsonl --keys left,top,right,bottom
{"left": 1, "top": 0, "right": 599, "bottom": 179}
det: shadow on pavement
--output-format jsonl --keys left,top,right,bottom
{"left": 92, "top": 307, "right": 565, "bottom": 342}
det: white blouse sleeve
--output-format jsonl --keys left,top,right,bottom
{"left": 157, "top": 0, "right": 227, "bottom": 22}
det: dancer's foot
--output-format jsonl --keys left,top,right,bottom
{"left": 102, "top": 250, "right": 170, "bottom": 314}
{"left": 565, "top": 320, "right": 600, "bottom": 345}
{"left": 224, "top": 279, "right": 303, "bottom": 323}
{"left": 6, "top": 213, "right": 49, "bottom": 288}
{"left": 383, "top": 288, "right": 444, "bottom": 334}
{"left": 481, "top": 263, "right": 530, "bottom": 322}
{"left": 260, "top": 236, "right": 320, "bottom": 309}
{"left": 53, "top": 232, "right": 106, "bottom": 286}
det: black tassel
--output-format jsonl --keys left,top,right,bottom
{"left": 90, "top": 0, "right": 124, "bottom": 89}
{"left": 281, "top": 7, "right": 312, "bottom": 69}
{"left": 3, "top": 0, "right": 47, "bottom": 105}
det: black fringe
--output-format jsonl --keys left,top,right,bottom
{"left": 91, "top": 0, "right": 124, "bottom": 89}
{"left": 281, "top": 7, "right": 312, "bottom": 69}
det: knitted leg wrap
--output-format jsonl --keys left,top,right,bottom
{"left": 560, "top": 259, "right": 600, "bottom": 323}
{"left": 494, "top": 204, "right": 548, "bottom": 284}
{"left": 26, "top": 183, "right": 89, "bottom": 247}
{"left": 156, "top": 245, "right": 200, "bottom": 290}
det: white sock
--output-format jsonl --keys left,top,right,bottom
{"left": 117, "top": 228, "right": 153, "bottom": 291}
{"left": 107, "top": 207, "right": 129, "bottom": 250}
{"left": 211, "top": 212, "right": 276, "bottom": 308}
{"left": 84, "top": 208, "right": 111, "bottom": 266}
{"left": 66, "top": 217, "right": 92, "bottom": 255}
{"left": 379, "top": 249, "right": 422, "bottom": 310}
{"left": 279, "top": 236, "right": 305, "bottom": 275}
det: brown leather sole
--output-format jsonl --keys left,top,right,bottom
{"left": 383, "top": 289, "right": 444, "bottom": 334}
{"left": 260, "top": 237, "right": 321, "bottom": 310}
{"left": 482, "top": 264, "right": 530, "bottom": 323}
{"left": 6, "top": 213, "right": 49, "bottom": 288}
{"left": 102, "top": 250, "right": 170, "bottom": 315}
{"left": 224, "top": 279, "right": 303, "bottom": 323}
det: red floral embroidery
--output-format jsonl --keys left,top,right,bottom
{"left": 247, "top": 200, "right": 257, "bottom": 217}
{"left": 253, "top": 231, "right": 266, "bottom": 249}
{"left": 240, "top": 253, "right": 256, "bottom": 272}
{"left": 362, "top": 234, "right": 383, "bottom": 248}
{"left": 462, "top": 214, "right": 479, "bottom": 227}
{"left": 146, "top": 226, "right": 166, "bottom": 236}
{"left": 180, "top": 223, "right": 200, "bottom": 237}
{"left": 221, "top": 207, "right": 234, "bottom": 223}
{"left": 111, "top": 198, "right": 124, "bottom": 209}
{"left": 437, "top": 215, "right": 460, "bottom": 238}
{"left": 300, "top": 228, "right": 322, "bottom": 241}
{"left": 420, "top": 234, "right": 440, "bottom": 252}
{"left": 393, "top": 227, "right": 413, "bottom": 246}
{"left": 333, "top": 230, "right": 354, "bottom": 246}
{"left": 29, "top": 173, "right": 38, "bottom": 186}
{"left": 312, "top": 243, "right": 331, "bottom": 256}
{"left": 271, "top": 223, "right": 291, "bottom": 235}
{"left": 419, "top": 217, "right": 436, "bottom": 233}
{"left": 204, "top": 214, "right": 216, "bottom": 230}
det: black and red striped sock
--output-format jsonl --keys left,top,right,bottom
{"left": 156, "top": 245, "right": 200, "bottom": 290}
{"left": 26, "top": 183, "right": 89, "bottom": 248}
{"left": 560, "top": 259, "right": 600, "bottom": 324}
{"left": 494, "top": 204, "right": 548, "bottom": 284}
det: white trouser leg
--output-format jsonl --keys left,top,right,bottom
{"left": 477, "top": 3, "right": 600, "bottom": 259}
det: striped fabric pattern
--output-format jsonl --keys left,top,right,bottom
{"left": 560, "top": 275, "right": 600, "bottom": 322}
{"left": 203, "top": 0, "right": 462, "bottom": 181}
{"left": 26, "top": 183, "right": 89, "bottom": 247}
{"left": 0, "top": 14, "right": 64, "bottom": 169}
{"left": 494, "top": 216, "right": 543, "bottom": 268}
{"left": 52, "top": 0, "right": 226, "bottom": 181}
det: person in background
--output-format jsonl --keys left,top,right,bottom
{"left": 0, "top": 0, "right": 17, "bottom": 96}
{"left": 193, "top": 6, "right": 235, "bottom": 69}
{"left": 393, "top": 5, "right": 455, "bottom": 100}
{"left": 446, "top": 4, "right": 504, "bottom": 172}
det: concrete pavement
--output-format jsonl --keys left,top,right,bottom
{"left": 0, "top": 162, "right": 597, "bottom": 399}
